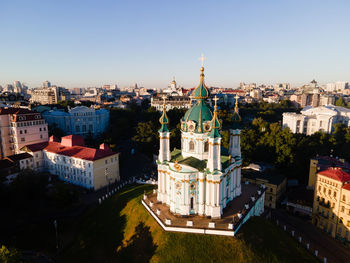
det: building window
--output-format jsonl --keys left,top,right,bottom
{"left": 44, "top": 127, "right": 46, "bottom": 131}
{"left": 334, "top": 191, "right": 337, "bottom": 198}
{"left": 21, "top": 138, "right": 25, "bottom": 142}
{"left": 189, "top": 141, "right": 194, "bottom": 151}
{"left": 105, "top": 160, "right": 108, "bottom": 164}
{"left": 39, "top": 128, "right": 42, "bottom": 131}
{"left": 328, "top": 189, "right": 331, "bottom": 195}
{"left": 20, "top": 130, "right": 23, "bottom": 134}
{"left": 343, "top": 195, "right": 346, "bottom": 202}
{"left": 341, "top": 206, "right": 345, "bottom": 213}
{"left": 76, "top": 125, "right": 80, "bottom": 132}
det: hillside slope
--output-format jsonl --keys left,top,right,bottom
{"left": 60, "top": 184, "right": 317, "bottom": 263}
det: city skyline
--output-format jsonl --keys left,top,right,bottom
{"left": 1, "top": 0, "right": 349, "bottom": 89}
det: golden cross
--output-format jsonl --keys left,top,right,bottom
{"left": 199, "top": 53, "right": 206, "bottom": 67}
{"left": 213, "top": 95, "right": 219, "bottom": 109}
{"left": 162, "top": 95, "right": 167, "bottom": 106}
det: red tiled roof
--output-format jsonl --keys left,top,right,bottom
{"left": 44, "top": 141, "right": 116, "bottom": 161}
{"left": 22, "top": 142, "right": 49, "bottom": 152}
{"left": 342, "top": 184, "right": 350, "bottom": 191}
{"left": 318, "top": 167, "right": 350, "bottom": 183}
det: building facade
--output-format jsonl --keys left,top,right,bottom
{"left": 242, "top": 170, "right": 287, "bottom": 209}
{"left": 156, "top": 67, "right": 246, "bottom": 218}
{"left": 30, "top": 86, "right": 70, "bottom": 104}
{"left": 42, "top": 106, "right": 109, "bottom": 137}
{"left": 283, "top": 105, "right": 350, "bottom": 135}
{"left": 0, "top": 107, "right": 48, "bottom": 158}
{"left": 312, "top": 167, "right": 350, "bottom": 243}
{"left": 21, "top": 135, "right": 120, "bottom": 190}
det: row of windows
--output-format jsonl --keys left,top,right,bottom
{"left": 19, "top": 127, "right": 46, "bottom": 134}
{"left": 75, "top": 124, "right": 93, "bottom": 132}
{"left": 319, "top": 177, "right": 340, "bottom": 188}
{"left": 187, "top": 141, "right": 209, "bottom": 152}
{"left": 318, "top": 185, "right": 338, "bottom": 198}
{"left": 11, "top": 120, "right": 45, "bottom": 127}
{"left": 105, "top": 156, "right": 118, "bottom": 164}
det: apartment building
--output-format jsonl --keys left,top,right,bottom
{"left": 0, "top": 107, "right": 48, "bottom": 158}
{"left": 312, "top": 167, "right": 350, "bottom": 243}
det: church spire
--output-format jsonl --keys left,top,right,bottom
{"left": 159, "top": 96, "right": 169, "bottom": 132}
{"left": 192, "top": 55, "right": 210, "bottom": 100}
{"left": 209, "top": 95, "right": 221, "bottom": 138}
{"left": 232, "top": 94, "right": 241, "bottom": 129}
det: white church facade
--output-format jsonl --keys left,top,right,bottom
{"left": 156, "top": 66, "right": 243, "bottom": 219}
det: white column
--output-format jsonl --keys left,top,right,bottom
{"left": 216, "top": 183, "right": 220, "bottom": 206}
{"left": 205, "top": 181, "right": 209, "bottom": 206}
{"left": 211, "top": 182, "right": 215, "bottom": 206}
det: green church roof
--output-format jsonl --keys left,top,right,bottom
{"left": 182, "top": 99, "right": 213, "bottom": 133}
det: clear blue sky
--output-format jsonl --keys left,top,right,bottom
{"left": 0, "top": 0, "right": 349, "bottom": 89}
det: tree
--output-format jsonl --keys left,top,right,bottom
{"left": 0, "top": 244, "right": 22, "bottom": 263}
{"left": 335, "top": 97, "right": 346, "bottom": 107}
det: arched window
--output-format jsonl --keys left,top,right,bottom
{"left": 204, "top": 141, "right": 209, "bottom": 152}
{"left": 189, "top": 141, "right": 194, "bottom": 151}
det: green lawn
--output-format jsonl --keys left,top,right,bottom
{"left": 57, "top": 184, "right": 318, "bottom": 263}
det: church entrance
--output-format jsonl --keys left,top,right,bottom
{"left": 190, "top": 196, "right": 195, "bottom": 214}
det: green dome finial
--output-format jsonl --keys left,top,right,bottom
{"left": 159, "top": 96, "right": 169, "bottom": 132}
{"left": 232, "top": 94, "right": 242, "bottom": 129}
{"left": 192, "top": 63, "right": 210, "bottom": 100}
{"left": 209, "top": 95, "right": 221, "bottom": 138}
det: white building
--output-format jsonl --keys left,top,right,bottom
{"left": 157, "top": 67, "right": 245, "bottom": 219}
{"left": 21, "top": 135, "right": 120, "bottom": 190}
{"left": 283, "top": 105, "right": 350, "bottom": 135}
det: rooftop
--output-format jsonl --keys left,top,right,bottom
{"left": 318, "top": 167, "right": 350, "bottom": 183}
{"left": 242, "top": 169, "right": 286, "bottom": 185}
{"left": 6, "top": 152, "right": 33, "bottom": 162}
{"left": 22, "top": 135, "right": 117, "bottom": 161}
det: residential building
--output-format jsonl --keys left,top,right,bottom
{"left": 242, "top": 169, "right": 287, "bottom": 209}
{"left": 21, "top": 135, "right": 120, "bottom": 190}
{"left": 312, "top": 167, "right": 350, "bottom": 243}
{"left": 0, "top": 107, "right": 48, "bottom": 158}
{"left": 308, "top": 156, "right": 350, "bottom": 190}
{"left": 42, "top": 106, "right": 109, "bottom": 137}
{"left": 282, "top": 105, "right": 350, "bottom": 135}
{"left": 30, "top": 86, "right": 71, "bottom": 104}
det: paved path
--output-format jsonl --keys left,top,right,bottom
{"left": 272, "top": 210, "right": 350, "bottom": 263}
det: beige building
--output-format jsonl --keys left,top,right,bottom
{"left": 312, "top": 167, "right": 350, "bottom": 243}
{"left": 30, "top": 86, "right": 70, "bottom": 104}
{"left": 242, "top": 170, "right": 287, "bottom": 209}
{"left": 0, "top": 107, "right": 48, "bottom": 158}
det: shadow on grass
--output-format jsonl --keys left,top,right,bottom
{"left": 58, "top": 184, "right": 155, "bottom": 263}
{"left": 116, "top": 222, "right": 157, "bottom": 263}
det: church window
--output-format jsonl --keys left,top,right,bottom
{"left": 189, "top": 141, "right": 194, "bottom": 151}
{"left": 190, "top": 197, "right": 194, "bottom": 209}
{"left": 204, "top": 141, "right": 209, "bottom": 152}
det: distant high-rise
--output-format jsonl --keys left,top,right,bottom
{"left": 43, "top": 80, "right": 51, "bottom": 88}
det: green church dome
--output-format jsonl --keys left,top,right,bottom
{"left": 182, "top": 99, "right": 213, "bottom": 133}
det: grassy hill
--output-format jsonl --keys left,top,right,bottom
{"left": 59, "top": 184, "right": 318, "bottom": 263}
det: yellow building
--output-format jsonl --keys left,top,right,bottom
{"left": 312, "top": 167, "right": 350, "bottom": 243}
{"left": 308, "top": 155, "right": 349, "bottom": 189}
{"left": 242, "top": 170, "right": 287, "bottom": 209}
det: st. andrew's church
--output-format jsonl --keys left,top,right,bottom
{"left": 157, "top": 66, "right": 242, "bottom": 219}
